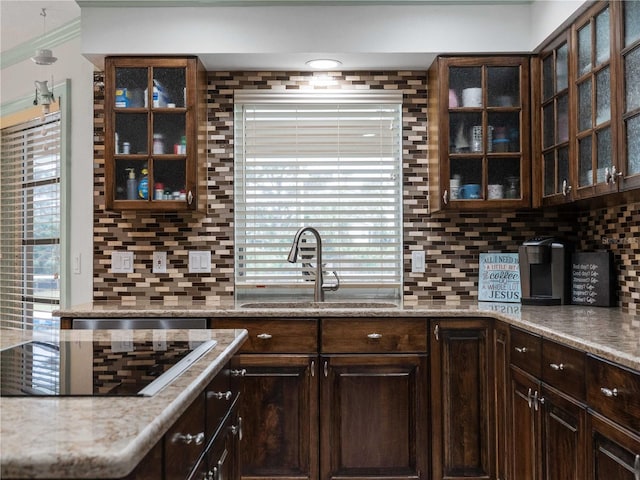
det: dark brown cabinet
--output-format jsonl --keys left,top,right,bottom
{"left": 428, "top": 55, "right": 532, "bottom": 211}
{"left": 493, "top": 321, "right": 511, "bottom": 480}
{"left": 430, "top": 318, "right": 494, "bottom": 479}
{"left": 320, "top": 354, "right": 428, "bottom": 480}
{"left": 535, "top": 0, "right": 640, "bottom": 205}
{"left": 104, "top": 56, "right": 206, "bottom": 211}
{"left": 508, "top": 329, "right": 588, "bottom": 480}
{"left": 589, "top": 413, "right": 640, "bottom": 480}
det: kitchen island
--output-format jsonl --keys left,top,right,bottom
{"left": 0, "top": 328, "right": 248, "bottom": 479}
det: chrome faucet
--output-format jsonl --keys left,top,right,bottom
{"left": 287, "top": 226, "right": 339, "bottom": 302}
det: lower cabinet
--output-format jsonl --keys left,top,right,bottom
{"left": 509, "top": 366, "right": 539, "bottom": 480}
{"left": 430, "top": 318, "right": 494, "bottom": 480}
{"left": 230, "top": 354, "right": 318, "bottom": 480}
{"left": 493, "top": 321, "right": 511, "bottom": 480}
{"left": 320, "top": 354, "right": 428, "bottom": 480}
{"left": 589, "top": 413, "right": 640, "bottom": 480}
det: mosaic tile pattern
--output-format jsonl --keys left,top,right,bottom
{"left": 92, "top": 71, "right": 639, "bottom": 311}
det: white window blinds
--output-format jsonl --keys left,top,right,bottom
{"left": 234, "top": 91, "right": 403, "bottom": 301}
{"left": 1, "top": 113, "right": 61, "bottom": 330}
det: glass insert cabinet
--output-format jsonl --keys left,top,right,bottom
{"left": 428, "top": 56, "right": 531, "bottom": 211}
{"left": 104, "top": 57, "right": 205, "bottom": 211}
{"left": 537, "top": 0, "right": 640, "bottom": 206}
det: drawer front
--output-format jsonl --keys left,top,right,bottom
{"left": 587, "top": 355, "right": 640, "bottom": 433}
{"left": 211, "top": 318, "right": 318, "bottom": 353}
{"left": 542, "top": 339, "right": 586, "bottom": 401}
{"left": 165, "top": 394, "right": 206, "bottom": 480}
{"left": 205, "top": 363, "right": 236, "bottom": 442}
{"left": 321, "top": 318, "right": 427, "bottom": 353}
{"left": 510, "top": 327, "right": 542, "bottom": 377}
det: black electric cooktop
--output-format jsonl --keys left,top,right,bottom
{"left": 0, "top": 336, "right": 217, "bottom": 397}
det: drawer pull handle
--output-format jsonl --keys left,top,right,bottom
{"left": 208, "top": 390, "right": 233, "bottom": 400}
{"left": 634, "top": 454, "right": 639, "bottom": 480}
{"left": 231, "top": 368, "right": 247, "bottom": 377}
{"left": 367, "top": 333, "right": 382, "bottom": 340}
{"left": 257, "top": 333, "right": 273, "bottom": 340}
{"left": 172, "top": 431, "right": 205, "bottom": 446}
{"left": 434, "top": 324, "right": 439, "bottom": 341}
{"left": 550, "top": 363, "right": 564, "bottom": 371}
{"left": 514, "top": 346, "right": 527, "bottom": 354}
{"left": 600, "top": 387, "right": 618, "bottom": 397}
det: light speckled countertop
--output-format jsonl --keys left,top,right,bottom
{"left": 0, "top": 328, "right": 247, "bottom": 479}
{"left": 56, "top": 300, "right": 640, "bottom": 370}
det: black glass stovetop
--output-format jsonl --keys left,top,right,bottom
{"left": 0, "top": 336, "right": 217, "bottom": 397}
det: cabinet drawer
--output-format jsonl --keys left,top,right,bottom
{"left": 321, "top": 318, "right": 427, "bottom": 353}
{"left": 211, "top": 318, "right": 318, "bottom": 353}
{"left": 165, "top": 394, "right": 206, "bottom": 480}
{"left": 587, "top": 355, "right": 640, "bottom": 433}
{"left": 542, "top": 339, "right": 586, "bottom": 401}
{"left": 510, "top": 327, "right": 542, "bottom": 377}
{"left": 205, "top": 363, "right": 236, "bottom": 442}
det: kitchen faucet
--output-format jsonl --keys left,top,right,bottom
{"left": 287, "top": 226, "right": 339, "bottom": 302}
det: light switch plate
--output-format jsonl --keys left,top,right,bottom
{"left": 189, "top": 251, "right": 211, "bottom": 273}
{"left": 411, "top": 250, "right": 425, "bottom": 273}
{"left": 111, "top": 251, "right": 134, "bottom": 273}
{"left": 153, "top": 251, "right": 167, "bottom": 274}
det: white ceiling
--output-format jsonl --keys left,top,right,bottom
{"left": 0, "top": 0, "right": 80, "bottom": 52}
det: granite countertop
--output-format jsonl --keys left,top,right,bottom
{"left": 55, "top": 300, "right": 640, "bottom": 371}
{"left": 0, "top": 328, "right": 248, "bottom": 479}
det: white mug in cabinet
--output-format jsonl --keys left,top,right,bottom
{"left": 462, "top": 88, "right": 482, "bottom": 107}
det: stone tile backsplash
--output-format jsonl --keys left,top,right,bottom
{"left": 92, "top": 71, "right": 639, "bottom": 312}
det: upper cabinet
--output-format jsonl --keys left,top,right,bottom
{"left": 104, "top": 57, "right": 206, "bottom": 211}
{"left": 535, "top": 0, "right": 640, "bottom": 206}
{"left": 428, "top": 56, "right": 531, "bottom": 212}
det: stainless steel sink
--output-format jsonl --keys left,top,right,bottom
{"left": 239, "top": 301, "right": 399, "bottom": 309}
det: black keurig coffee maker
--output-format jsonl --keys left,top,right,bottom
{"left": 519, "top": 237, "right": 571, "bottom": 305}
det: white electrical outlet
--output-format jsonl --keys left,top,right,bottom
{"left": 188, "top": 251, "right": 211, "bottom": 273}
{"left": 153, "top": 251, "right": 167, "bottom": 274}
{"left": 73, "top": 253, "right": 81, "bottom": 274}
{"left": 411, "top": 250, "right": 425, "bottom": 273}
{"left": 111, "top": 251, "right": 134, "bottom": 273}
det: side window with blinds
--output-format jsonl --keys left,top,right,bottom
{"left": 234, "top": 92, "right": 403, "bottom": 302}
{"left": 1, "top": 113, "right": 61, "bottom": 330}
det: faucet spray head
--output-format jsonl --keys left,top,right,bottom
{"left": 287, "top": 244, "right": 298, "bottom": 263}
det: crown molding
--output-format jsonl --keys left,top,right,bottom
{"left": 0, "top": 17, "right": 81, "bottom": 70}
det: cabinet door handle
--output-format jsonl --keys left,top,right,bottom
{"left": 172, "top": 431, "right": 205, "bottom": 446}
{"left": 633, "top": 454, "right": 639, "bottom": 480}
{"left": 562, "top": 179, "right": 572, "bottom": 196}
{"left": 311, "top": 360, "right": 315, "bottom": 377}
{"left": 550, "top": 363, "right": 564, "bottom": 371}
{"left": 187, "top": 190, "right": 194, "bottom": 205}
{"left": 231, "top": 368, "right": 247, "bottom": 377}
{"left": 207, "top": 390, "right": 233, "bottom": 400}
{"left": 443, "top": 190, "right": 449, "bottom": 205}
{"left": 434, "top": 324, "right": 439, "bottom": 341}
{"left": 231, "top": 416, "right": 243, "bottom": 442}
{"left": 514, "top": 346, "right": 527, "bottom": 354}
{"left": 367, "top": 333, "right": 382, "bottom": 340}
{"left": 527, "top": 387, "right": 533, "bottom": 409}
{"left": 324, "top": 361, "right": 328, "bottom": 378}
{"left": 600, "top": 387, "right": 618, "bottom": 397}
{"left": 256, "top": 332, "right": 273, "bottom": 340}
{"left": 533, "top": 390, "right": 540, "bottom": 411}
{"left": 608, "top": 165, "right": 624, "bottom": 184}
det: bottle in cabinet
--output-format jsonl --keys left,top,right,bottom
{"left": 104, "top": 56, "right": 205, "bottom": 212}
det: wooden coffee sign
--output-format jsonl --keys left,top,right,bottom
{"left": 571, "top": 251, "right": 615, "bottom": 307}
{"left": 478, "top": 253, "right": 521, "bottom": 303}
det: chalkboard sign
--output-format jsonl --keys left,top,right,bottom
{"left": 478, "top": 253, "right": 521, "bottom": 303}
{"left": 571, "top": 251, "right": 615, "bottom": 307}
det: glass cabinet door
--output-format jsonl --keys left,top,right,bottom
{"left": 445, "top": 60, "right": 527, "bottom": 205}
{"left": 106, "top": 58, "right": 195, "bottom": 209}
{"left": 621, "top": 0, "right": 640, "bottom": 188}
{"left": 575, "top": 4, "right": 613, "bottom": 194}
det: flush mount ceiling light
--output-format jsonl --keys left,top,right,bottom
{"left": 305, "top": 59, "right": 342, "bottom": 70}
{"left": 31, "top": 9, "right": 57, "bottom": 65}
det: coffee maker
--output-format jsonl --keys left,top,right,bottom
{"left": 519, "top": 237, "right": 571, "bottom": 305}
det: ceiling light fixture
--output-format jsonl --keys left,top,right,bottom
{"left": 306, "top": 59, "right": 342, "bottom": 70}
{"left": 31, "top": 9, "right": 57, "bottom": 65}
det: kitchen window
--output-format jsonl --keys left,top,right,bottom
{"left": 234, "top": 91, "right": 403, "bottom": 302}
{"left": 0, "top": 112, "right": 61, "bottom": 330}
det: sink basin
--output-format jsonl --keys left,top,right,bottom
{"left": 240, "top": 301, "right": 399, "bottom": 309}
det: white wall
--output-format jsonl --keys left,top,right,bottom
{"left": 1, "top": 36, "right": 95, "bottom": 308}
{"left": 530, "top": 0, "right": 585, "bottom": 50}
